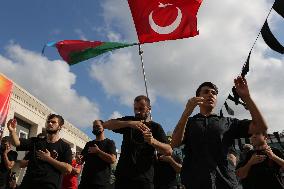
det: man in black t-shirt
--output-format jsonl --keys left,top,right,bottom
{"left": 236, "top": 132, "right": 284, "bottom": 189}
{"left": 7, "top": 114, "right": 72, "bottom": 189}
{"left": 0, "top": 136, "right": 18, "bottom": 189}
{"left": 78, "top": 120, "right": 117, "bottom": 189}
{"left": 171, "top": 76, "right": 268, "bottom": 189}
{"left": 104, "top": 95, "right": 172, "bottom": 189}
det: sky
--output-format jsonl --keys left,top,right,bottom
{"left": 0, "top": 0, "right": 284, "bottom": 149}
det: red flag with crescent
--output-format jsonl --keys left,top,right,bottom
{"left": 128, "top": 0, "right": 203, "bottom": 44}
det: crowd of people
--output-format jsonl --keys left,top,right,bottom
{"left": 0, "top": 76, "right": 283, "bottom": 189}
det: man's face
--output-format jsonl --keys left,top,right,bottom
{"left": 46, "top": 117, "right": 61, "bottom": 134}
{"left": 198, "top": 86, "right": 217, "bottom": 109}
{"left": 93, "top": 120, "right": 104, "bottom": 133}
{"left": 250, "top": 133, "right": 266, "bottom": 146}
{"left": 134, "top": 99, "right": 150, "bottom": 119}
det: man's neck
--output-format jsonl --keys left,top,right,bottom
{"left": 255, "top": 142, "right": 268, "bottom": 150}
{"left": 199, "top": 108, "right": 214, "bottom": 117}
{"left": 95, "top": 133, "right": 105, "bottom": 141}
{"left": 47, "top": 133, "right": 60, "bottom": 143}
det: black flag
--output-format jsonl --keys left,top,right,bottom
{"left": 273, "top": 0, "right": 284, "bottom": 19}
{"left": 224, "top": 101, "right": 234, "bottom": 116}
{"left": 261, "top": 20, "right": 284, "bottom": 54}
{"left": 241, "top": 50, "right": 251, "bottom": 77}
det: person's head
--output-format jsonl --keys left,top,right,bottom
{"left": 250, "top": 131, "right": 268, "bottom": 147}
{"left": 1, "top": 136, "right": 11, "bottom": 150}
{"left": 133, "top": 95, "right": 151, "bottom": 120}
{"left": 196, "top": 82, "right": 218, "bottom": 110}
{"left": 45, "top": 114, "right": 64, "bottom": 135}
{"left": 92, "top": 120, "right": 104, "bottom": 136}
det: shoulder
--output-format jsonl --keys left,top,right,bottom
{"left": 105, "top": 138, "right": 115, "bottom": 143}
{"left": 58, "top": 139, "right": 71, "bottom": 148}
{"left": 149, "top": 121, "right": 162, "bottom": 128}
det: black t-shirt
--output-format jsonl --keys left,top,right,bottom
{"left": 0, "top": 149, "right": 18, "bottom": 186}
{"left": 113, "top": 116, "right": 168, "bottom": 183}
{"left": 181, "top": 113, "right": 251, "bottom": 189}
{"left": 154, "top": 152, "right": 182, "bottom": 187}
{"left": 237, "top": 147, "right": 284, "bottom": 189}
{"left": 80, "top": 138, "right": 116, "bottom": 186}
{"left": 17, "top": 137, "right": 72, "bottom": 189}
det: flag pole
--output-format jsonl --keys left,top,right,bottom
{"left": 138, "top": 44, "right": 152, "bottom": 120}
{"left": 138, "top": 44, "right": 150, "bottom": 99}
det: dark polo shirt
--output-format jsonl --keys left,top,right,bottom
{"left": 181, "top": 113, "right": 251, "bottom": 189}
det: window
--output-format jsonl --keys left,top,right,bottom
{"left": 19, "top": 130, "right": 28, "bottom": 139}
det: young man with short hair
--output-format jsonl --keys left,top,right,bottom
{"left": 104, "top": 95, "right": 172, "bottom": 189}
{"left": 7, "top": 114, "right": 72, "bottom": 189}
{"left": 171, "top": 76, "right": 268, "bottom": 189}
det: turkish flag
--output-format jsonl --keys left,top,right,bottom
{"left": 128, "top": 0, "right": 203, "bottom": 44}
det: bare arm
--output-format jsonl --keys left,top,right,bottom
{"left": 234, "top": 76, "right": 268, "bottom": 134}
{"left": 159, "top": 155, "right": 182, "bottom": 173}
{"left": 19, "top": 160, "right": 29, "bottom": 168}
{"left": 143, "top": 131, "right": 172, "bottom": 155}
{"left": 271, "top": 155, "right": 284, "bottom": 169}
{"left": 88, "top": 145, "right": 117, "bottom": 164}
{"left": 7, "top": 119, "right": 20, "bottom": 147}
{"left": 171, "top": 97, "right": 204, "bottom": 148}
{"left": 103, "top": 119, "right": 149, "bottom": 133}
{"left": 37, "top": 150, "right": 72, "bottom": 174}
{"left": 265, "top": 146, "right": 284, "bottom": 169}
{"left": 236, "top": 154, "right": 265, "bottom": 179}
{"left": 3, "top": 151, "right": 15, "bottom": 169}
{"left": 71, "top": 166, "right": 81, "bottom": 175}
{"left": 97, "top": 150, "right": 116, "bottom": 164}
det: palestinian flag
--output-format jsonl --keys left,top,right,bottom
{"left": 0, "top": 74, "right": 13, "bottom": 136}
{"left": 44, "top": 40, "right": 137, "bottom": 65}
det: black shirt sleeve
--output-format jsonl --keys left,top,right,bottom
{"left": 152, "top": 122, "right": 168, "bottom": 144}
{"left": 106, "top": 139, "right": 116, "bottom": 155}
{"left": 61, "top": 142, "right": 72, "bottom": 164}
{"left": 81, "top": 142, "right": 89, "bottom": 157}
{"left": 16, "top": 138, "right": 34, "bottom": 151}
{"left": 227, "top": 118, "right": 251, "bottom": 139}
{"left": 112, "top": 117, "right": 132, "bottom": 134}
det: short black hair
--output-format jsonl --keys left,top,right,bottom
{"left": 93, "top": 120, "right": 104, "bottom": 125}
{"left": 134, "top": 95, "right": 151, "bottom": 106}
{"left": 47, "top": 114, "right": 64, "bottom": 126}
{"left": 196, "top": 82, "right": 218, "bottom": 97}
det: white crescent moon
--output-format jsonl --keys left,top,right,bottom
{"left": 149, "top": 7, "right": 183, "bottom": 35}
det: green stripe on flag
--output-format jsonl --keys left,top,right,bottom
{"left": 69, "top": 42, "right": 137, "bottom": 65}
